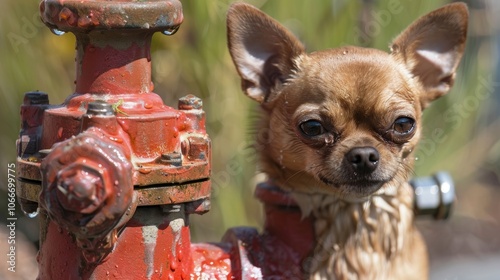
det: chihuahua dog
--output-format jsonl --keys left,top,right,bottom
{"left": 227, "top": 2, "right": 467, "bottom": 279}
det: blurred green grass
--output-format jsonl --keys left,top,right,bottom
{"left": 0, "top": 0, "right": 496, "bottom": 247}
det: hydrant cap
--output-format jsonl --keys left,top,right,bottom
{"left": 40, "top": 0, "right": 184, "bottom": 33}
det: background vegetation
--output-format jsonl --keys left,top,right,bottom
{"left": 1, "top": 0, "right": 498, "bottom": 278}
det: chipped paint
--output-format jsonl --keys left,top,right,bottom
{"left": 142, "top": 225, "right": 158, "bottom": 279}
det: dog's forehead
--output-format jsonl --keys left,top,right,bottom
{"left": 292, "top": 46, "right": 416, "bottom": 106}
{"left": 306, "top": 46, "right": 396, "bottom": 67}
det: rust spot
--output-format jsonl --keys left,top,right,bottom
{"left": 58, "top": 7, "right": 77, "bottom": 26}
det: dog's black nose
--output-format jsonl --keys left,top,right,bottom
{"left": 346, "top": 147, "right": 379, "bottom": 174}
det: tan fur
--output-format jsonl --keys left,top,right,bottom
{"left": 227, "top": 3, "right": 468, "bottom": 279}
{"left": 293, "top": 183, "right": 425, "bottom": 279}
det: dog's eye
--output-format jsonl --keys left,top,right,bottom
{"left": 299, "top": 120, "right": 325, "bottom": 137}
{"left": 393, "top": 117, "right": 415, "bottom": 134}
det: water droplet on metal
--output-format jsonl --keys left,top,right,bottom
{"left": 50, "top": 28, "right": 66, "bottom": 36}
{"left": 162, "top": 25, "right": 180, "bottom": 36}
{"left": 27, "top": 209, "right": 39, "bottom": 218}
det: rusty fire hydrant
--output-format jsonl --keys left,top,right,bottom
{"left": 16, "top": 1, "right": 455, "bottom": 279}
{"left": 17, "top": 1, "right": 214, "bottom": 278}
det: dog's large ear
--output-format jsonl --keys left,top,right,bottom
{"left": 227, "top": 3, "right": 305, "bottom": 103}
{"left": 391, "top": 3, "right": 468, "bottom": 108}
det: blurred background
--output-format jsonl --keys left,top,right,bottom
{"left": 0, "top": 0, "right": 499, "bottom": 279}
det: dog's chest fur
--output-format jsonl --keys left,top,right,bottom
{"left": 293, "top": 184, "right": 420, "bottom": 280}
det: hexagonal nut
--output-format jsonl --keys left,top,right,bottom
{"left": 40, "top": 133, "right": 134, "bottom": 238}
{"left": 181, "top": 136, "right": 209, "bottom": 161}
{"left": 178, "top": 94, "right": 202, "bottom": 110}
{"left": 55, "top": 161, "right": 107, "bottom": 214}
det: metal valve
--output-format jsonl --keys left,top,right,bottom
{"left": 411, "top": 171, "right": 455, "bottom": 220}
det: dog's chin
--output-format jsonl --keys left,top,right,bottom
{"left": 318, "top": 175, "right": 387, "bottom": 201}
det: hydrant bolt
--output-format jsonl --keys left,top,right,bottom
{"left": 86, "top": 101, "right": 115, "bottom": 116}
{"left": 178, "top": 94, "right": 203, "bottom": 110}
{"left": 182, "top": 136, "right": 208, "bottom": 161}
{"left": 19, "top": 91, "right": 50, "bottom": 157}
{"left": 56, "top": 167, "right": 104, "bottom": 214}
{"left": 23, "top": 91, "right": 49, "bottom": 105}
{"left": 161, "top": 152, "right": 182, "bottom": 166}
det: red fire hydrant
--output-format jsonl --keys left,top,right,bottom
{"left": 16, "top": 1, "right": 455, "bottom": 279}
{"left": 17, "top": 0, "right": 215, "bottom": 278}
